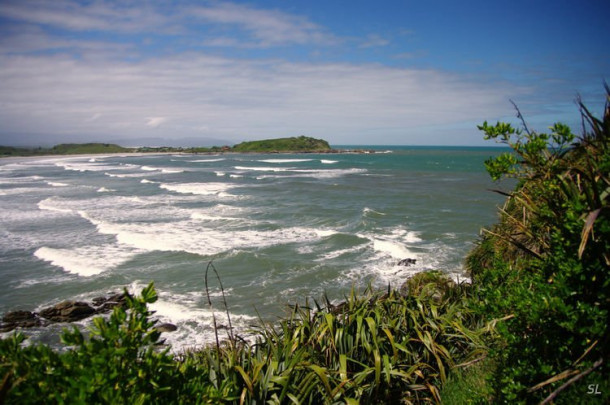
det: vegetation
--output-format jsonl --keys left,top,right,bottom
{"left": 1, "top": 272, "right": 485, "bottom": 404}
{"left": 0, "top": 143, "right": 133, "bottom": 156}
{"left": 1, "top": 136, "right": 333, "bottom": 157}
{"left": 1, "top": 91, "right": 608, "bottom": 403}
{"left": 232, "top": 136, "right": 332, "bottom": 153}
{"left": 466, "top": 88, "right": 609, "bottom": 403}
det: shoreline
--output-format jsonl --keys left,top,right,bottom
{"left": 0, "top": 148, "right": 384, "bottom": 163}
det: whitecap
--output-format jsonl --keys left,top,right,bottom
{"left": 321, "top": 159, "right": 338, "bottom": 164}
{"left": 34, "top": 244, "right": 139, "bottom": 277}
{"left": 47, "top": 182, "right": 69, "bottom": 187}
{"left": 372, "top": 238, "right": 415, "bottom": 259}
{"left": 234, "top": 166, "right": 292, "bottom": 172}
{"left": 257, "top": 159, "right": 313, "bottom": 163}
{"left": 363, "top": 207, "right": 386, "bottom": 216}
{"left": 97, "top": 187, "right": 115, "bottom": 193}
{"left": 159, "top": 182, "right": 237, "bottom": 196}
{"left": 189, "top": 158, "right": 226, "bottom": 163}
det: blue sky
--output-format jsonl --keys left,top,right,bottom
{"left": 0, "top": 0, "right": 608, "bottom": 146}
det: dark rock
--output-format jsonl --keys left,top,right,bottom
{"left": 3, "top": 310, "right": 37, "bottom": 324}
{"left": 397, "top": 258, "right": 417, "bottom": 266}
{"left": 2, "top": 291, "right": 130, "bottom": 330}
{"left": 329, "top": 301, "right": 348, "bottom": 315}
{"left": 91, "top": 296, "right": 107, "bottom": 306}
{"left": 1, "top": 310, "right": 44, "bottom": 332}
{"left": 156, "top": 323, "right": 178, "bottom": 333}
{"left": 93, "top": 293, "right": 128, "bottom": 313}
{"left": 39, "top": 301, "right": 96, "bottom": 323}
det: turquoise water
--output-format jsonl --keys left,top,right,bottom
{"left": 0, "top": 146, "right": 508, "bottom": 350}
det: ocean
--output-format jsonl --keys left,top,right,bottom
{"left": 0, "top": 146, "right": 508, "bottom": 350}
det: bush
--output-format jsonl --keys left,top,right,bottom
{"left": 468, "top": 88, "right": 610, "bottom": 403}
{"left": 1, "top": 275, "right": 487, "bottom": 404}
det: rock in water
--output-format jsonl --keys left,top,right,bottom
{"left": 0, "top": 310, "right": 44, "bottom": 332}
{"left": 39, "top": 301, "right": 96, "bottom": 322}
{"left": 156, "top": 323, "right": 178, "bottom": 333}
{"left": 397, "top": 258, "right": 417, "bottom": 266}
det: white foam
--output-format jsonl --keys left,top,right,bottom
{"left": 141, "top": 179, "right": 156, "bottom": 184}
{"left": 249, "top": 167, "right": 367, "bottom": 179}
{"left": 159, "top": 182, "right": 237, "bottom": 197}
{"left": 257, "top": 159, "right": 313, "bottom": 163}
{"left": 97, "top": 187, "right": 115, "bottom": 193}
{"left": 317, "top": 244, "right": 368, "bottom": 261}
{"left": 47, "top": 182, "right": 69, "bottom": 187}
{"left": 314, "top": 229, "right": 338, "bottom": 238}
{"left": 321, "top": 159, "right": 338, "bottom": 164}
{"left": 161, "top": 168, "right": 184, "bottom": 174}
{"left": 389, "top": 227, "right": 422, "bottom": 243}
{"left": 38, "top": 197, "right": 74, "bottom": 214}
{"left": 0, "top": 175, "right": 45, "bottom": 185}
{"left": 189, "top": 158, "right": 226, "bottom": 163}
{"left": 191, "top": 212, "right": 241, "bottom": 221}
{"left": 105, "top": 172, "right": 150, "bottom": 178}
{"left": 79, "top": 206, "right": 336, "bottom": 257}
{"left": 141, "top": 166, "right": 159, "bottom": 171}
{"left": 147, "top": 294, "right": 257, "bottom": 352}
{"left": 234, "top": 166, "right": 292, "bottom": 172}
{"left": 56, "top": 161, "right": 133, "bottom": 173}
{"left": 0, "top": 187, "right": 47, "bottom": 196}
{"left": 363, "top": 207, "right": 386, "bottom": 216}
{"left": 372, "top": 238, "right": 415, "bottom": 259}
{"left": 34, "top": 244, "right": 138, "bottom": 277}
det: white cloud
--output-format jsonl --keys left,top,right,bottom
{"left": 0, "top": 0, "right": 169, "bottom": 33}
{"left": 360, "top": 34, "right": 390, "bottom": 48}
{"left": 188, "top": 2, "right": 337, "bottom": 47}
{"left": 0, "top": 51, "right": 525, "bottom": 145}
{"left": 146, "top": 117, "right": 167, "bottom": 128}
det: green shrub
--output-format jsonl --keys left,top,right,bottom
{"left": 1, "top": 275, "right": 487, "bottom": 404}
{"left": 468, "top": 89, "right": 610, "bottom": 403}
{"left": 1, "top": 283, "right": 179, "bottom": 404}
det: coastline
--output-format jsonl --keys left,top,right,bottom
{"left": 0, "top": 148, "right": 384, "bottom": 163}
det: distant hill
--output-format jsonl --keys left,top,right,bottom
{"left": 0, "top": 143, "right": 133, "bottom": 157}
{"left": 1, "top": 137, "right": 334, "bottom": 157}
{"left": 50, "top": 143, "right": 133, "bottom": 154}
{"left": 232, "top": 136, "right": 332, "bottom": 153}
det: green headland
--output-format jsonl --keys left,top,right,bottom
{"left": 0, "top": 136, "right": 334, "bottom": 157}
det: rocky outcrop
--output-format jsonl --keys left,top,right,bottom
{"left": 155, "top": 323, "right": 178, "bottom": 333}
{"left": 39, "top": 301, "right": 96, "bottom": 323}
{"left": 0, "top": 292, "right": 180, "bottom": 335}
{"left": 397, "top": 258, "right": 417, "bottom": 266}
{"left": 0, "top": 292, "right": 130, "bottom": 333}
{"left": 91, "top": 293, "right": 128, "bottom": 313}
{"left": 1, "top": 310, "right": 45, "bottom": 332}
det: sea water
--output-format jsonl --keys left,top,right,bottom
{"left": 0, "top": 146, "right": 509, "bottom": 350}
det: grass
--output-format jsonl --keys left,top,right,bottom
{"left": 440, "top": 357, "right": 495, "bottom": 404}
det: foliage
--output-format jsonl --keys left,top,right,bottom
{"left": 440, "top": 357, "right": 495, "bottom": 405}
{"left": 232, "top": 135, "right": 332, "bottom": 152}
{"left": 467, "top": 89, "right": 610, "bottom": 403}
{"left": 0, "top": 283, "right": 178, "bottom": 404}
{"left": 50, "top": 143, "right": 133, "bottom": 154}
{"left": 0, "top": 143, "right": 133, "bottom": 157}
{"left": 1, "top": 274, "right": 486, "bottom": 404}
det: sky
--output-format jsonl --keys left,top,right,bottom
{"left": 0, "top": 0, "right": 608, "bottom": 147}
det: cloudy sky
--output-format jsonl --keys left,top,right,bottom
{"left": 0, "top": 0, "right": 608, "bottom": 146}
